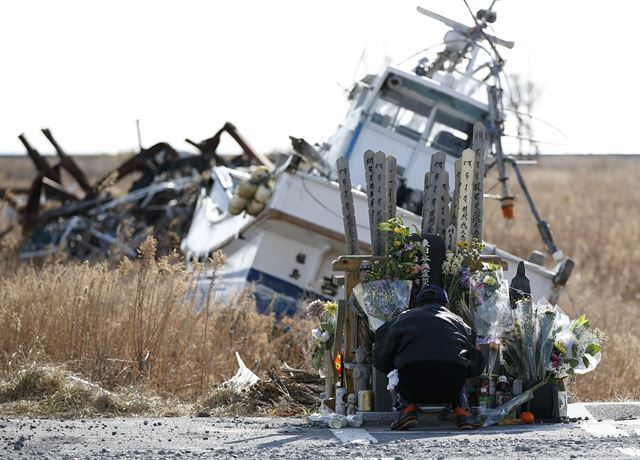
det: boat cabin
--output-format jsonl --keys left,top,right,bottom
{"left": 322, "top": 66, "right": 490, "bottom": 214}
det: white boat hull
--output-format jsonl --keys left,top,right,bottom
{"left": 182, "top": 167, "right": 563, "bottom": 314}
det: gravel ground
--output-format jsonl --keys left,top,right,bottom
{"left": 1, "top": 404, "right": 639, "bottom": 459}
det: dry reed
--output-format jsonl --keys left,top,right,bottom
{"left": 0, "top": 237, "right": 315, "bottom": 414}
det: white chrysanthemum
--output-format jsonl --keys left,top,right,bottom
{"left": 556, "top": 331, "right": 577, "bottom": 358}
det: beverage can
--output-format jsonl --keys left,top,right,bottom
{"left": 358, "top": 390, "right": 373, "bottom": 412}
{"left": 558, "top": 391, "right": 568, "bottom": 418}
{"left": 328, "top": 415, "right": 346, "bottom": 429}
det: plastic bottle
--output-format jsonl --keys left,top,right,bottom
{"left": 478, "top": 374, "right": 490, "bottom": 408}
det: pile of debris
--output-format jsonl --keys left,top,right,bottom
{"left": 199, "top": 356, "right": 322, "bottom": 417}
{"left": 1, "top": 123, "right": 271, "bottom": 260}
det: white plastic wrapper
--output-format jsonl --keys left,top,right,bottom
{"left": 352, "top": 280, "right": 412, "bottom": 331}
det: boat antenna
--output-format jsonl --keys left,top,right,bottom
{"left": 136, "top": 119, "right": 143, "bottom": 151}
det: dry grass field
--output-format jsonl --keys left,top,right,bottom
{"left": 0, "top": 154, "right": 638, "bottom": 417}
{"left": 483, "top": 155, "right": 640, "bottom": 401}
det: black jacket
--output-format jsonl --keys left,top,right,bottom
{"left": 373, "top": 302, "right": 484, "bottom": 376}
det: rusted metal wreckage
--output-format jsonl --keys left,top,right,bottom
{"left": 3, "top": 123, "right": 272, "bottom": 260}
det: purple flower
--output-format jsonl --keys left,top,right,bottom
{"left": 403, "top": 243, "right": 415, "bottom": 251}
{"left": 306, "top": 299, "right": 325, "bottom": 318}
{"left": 459, "top": 267, "right": 471, "bottom": 289}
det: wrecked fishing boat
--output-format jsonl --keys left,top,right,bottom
{"left": 181, "top": 6, "right": 574, "bottom": 314}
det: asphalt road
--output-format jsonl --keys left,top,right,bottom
{"left": 1, "top": 403, "right": 639, "bottom": 459}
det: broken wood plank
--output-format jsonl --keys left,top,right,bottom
{"left": 41, "top": 128, "right": 93, "bottom": 194}
{"left": 336, "top": 158, "right": 359, "bottom": 254}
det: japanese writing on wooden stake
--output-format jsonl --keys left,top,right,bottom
{"left": 372, "top": 151, "right": 386, "bottom": 255}
{"left": 421, "top": 172, "right": 430, "bottom": 235}
{"left": 422, "top": 152, "right": 443, "bottom": 235}
{"left": 450, "top": 158, "right": 462, "bottom": 230}
{"left": 456, "top": 149, "right": 476, "bottom": 244}
{"left": 363, "top": 150, "right": 375, "bottom": 251}
{"left": 471, "top": 122, "right": 487, "bottom": 241}
{"left": 431, "top": 152, "right": 448, "bottom": 237}
{"left": 385, "top": 156, "right": 397, "bottom": 220}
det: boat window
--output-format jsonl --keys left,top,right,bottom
{"left": 427, "top": 109, "right": 473, "bottom": 157}
{"left": 393, "top": 107, "right": 428, "bottom": 141}
{"left": 370, "top": 98, "right": 399, "bottom": 128}
{"left": 371, "top": 95, "right": 431, "bottom": 141}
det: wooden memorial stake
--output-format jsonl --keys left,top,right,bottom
{"left": 438, "top": 172, "right": 450, "bottom": 237}
{"left": 471, "top": 122, "right": 487, "bottom": 242}
{"left": 364, "top": 150, "right": 376, "bottom": 248}
{"left": 445, "top": 158, "right": 462, "bottom": 250}
{"left": 384, "top": 156, "right": 397, "bottom": 255}
{"left": 372, "top": 151, "right": 387, "bottom": 255}
{"left": 336, "top": 158, "right": 359, "bottom": 255}
{"left": 456, "top": 149, "right": 476, "bottom": 244}
{"left": 334, "top": 157, "right": 367, "bottom": 397}
{"left": 423, "top": 152, "right": 447, "bottom": 236}
{"left": 430, "top": 152, "right": 449, "bottom": 237}
{"left": 421, "top": 172, "right": 431, "bottom": 236}
{"left": 450, "top": 158, "right": 462, "bottom": 230}
{"left": 385, "top": 156, "right": 397, "bottom": 220}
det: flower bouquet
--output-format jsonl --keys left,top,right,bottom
{"left": 443, "top": 247, "right": 511, "bottom": 375}
{"left": 481, "top": 299, "right": 605, "bottom": 426}
{"left": 306, "top": 299, "right": 338, "bottom": 370}
{"left": 367, "top": 217, "right": 431, "bottom": 285}
{"left": 465, "top": 263, "right": 512, "bottom": 375}
{"left": 548, "top": 314, "right": 604, "bottom": 379}
{"left": 352, "top": 217, "right": 427, "bottom": 331}
{"left": 352, "top": 279, "right": 412, "bottom": 331}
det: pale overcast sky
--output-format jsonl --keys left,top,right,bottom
{"left": 1, "top": 0, "right": 639, "bottom": 155}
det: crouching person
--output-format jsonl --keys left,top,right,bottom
{"left": 373, "top": 284, "right": 484, "bottom": 431}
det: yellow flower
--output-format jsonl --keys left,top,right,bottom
{"left": 393, "top": 227, "right": 404, "bottom": 234}
{"left": 324, "top": 301, "right": 338, "bottom": 317}
{"left": 554, "top": 341, "right": 568, "bottom": 355}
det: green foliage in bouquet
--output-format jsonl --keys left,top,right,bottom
{"left": 367, "top": 217, "right": 429, "bottom": 282}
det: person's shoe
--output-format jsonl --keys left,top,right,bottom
{"left": 391, "top": 403, "right": 418, "bottom": 431}
{"left": 455, "top": 406, "right": 481, "bottom": 430}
